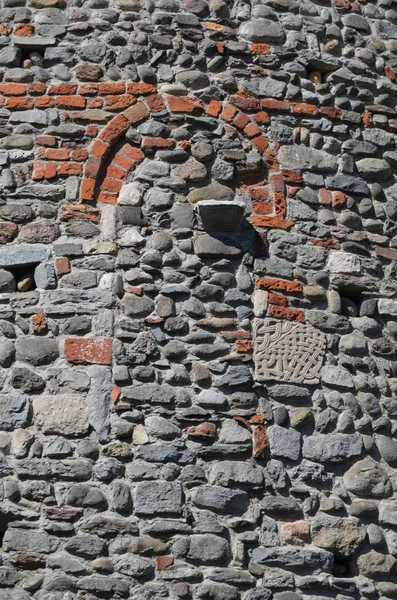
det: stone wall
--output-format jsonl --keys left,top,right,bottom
{"left": 1, "top": 0, "right": 397, "bottom": 598}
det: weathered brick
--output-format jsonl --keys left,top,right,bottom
{"left": 6, "top": 97, "right": 34, "bottom": 110}
{"left": 64, "top": 338, "right": 112, "bottom": 365}
{"left": 256, "top": 277, "right": 302, "bottom": 293}
{"left": 0, "top": 84, "right": 26, "bottom": 96}
{"left": 290, "top": 102, "right": 318, "bottom": 116}
{"left": 146, "top": 94, "right": 166, "bottom": 113}
{"left": 99, "top": 114, "right": 129, "bottom": 144}
{"left": 127, "top": 83, "right": 157, "bottom": 95}
{"left": 81, "top": 178, "right": 96, "bottom": 201}
{"left": 268, "top": 304, "right": 305, "bottom": 322}
{"left": 206, "top": 99, "right": 222, "bottom": 117}
{"left": 124, "top": 101, "right": 150, "bottom": 123}
{"left": 58, "top": 162, "right": 83, "bottom": 176}
{"left": 167, "top": 95, "right": 203, "bottom": 113}
{"left": 56, "top": 96, "right": 86, "bottom": 109}
{"left": 261, "top": 99, "right": 289, "bottom": 111}
{"left": 229, "top": 95, "right": 260, "bottom": 111}
{"left": 104, "top": 95, "right": 137, "bottom": 111}
{"left": 251, "top": 215, "right": 293, "bottom": 229}
{"left": 55, "top": 256, "right": 71, "bottom": 275}
{"left": 48, "top": 84, "right": 78, "bottom": 95}
{"left": 251, "top": 43, "right": 271, "bottom": 55}
{"left": 44, "top": 148, "right": 69, "bottom": 161}
{"left": 141, "top": 137, "right": 175, "bottom": 150}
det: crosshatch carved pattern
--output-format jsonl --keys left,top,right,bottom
{"left": 254, "top": 318, "right": 326, "bottom": 385}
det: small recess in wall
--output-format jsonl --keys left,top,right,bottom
{"left": 195, "top": 200, "right": 246, "bottom": 233}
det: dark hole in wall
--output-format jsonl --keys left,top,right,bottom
{"left": 332, "top": 556, "right": 353, "bottom": 578}
{"left": 338, "top": 284, "right": 363, "bottom": 317}
{"left": 5, "top": 265, "right": 38, "bottom": 293}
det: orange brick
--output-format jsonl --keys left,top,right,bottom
{"left": 32, "top": 161, "right": 44, "bottom": 181}
{"left": 87, "top": 98, "right": 103, "bottom": 109}
{"left": 274, "top": 192, "right": 286, "bottom": 217}
{"left": 321, "top": 106, "right": 342, "bottom": 120}
{"left": 203, "top": 21, "right": 223, "bottom": 31}
{"left": 120, "top": 144, "right": 145, "bottom": 163}
{"left": 101, "top": 177, "right": 123, "bottom": 194}
{"left": 141, "top": 137, "right": 175, "bottom": 150}
{"left": 251, "top": 43, "right": 271, "bottom": 55}
{"left": 268, "top": 292, "right": 288, "bottom": 306}
{"left": 333, "top": 191, "right": 346, "bottom": 209}
{"left": 98, "top": 191, "right": 117, "bottom": 204}
{"left": 256, "top": 278, "right": 302, "bottom": 293}
{"left": 206, "top": 99, "right": 222, "bottom": 117}
{"left": 71, "top": 148, "right": 88, "bottom": 161}
{"left": 281, "top": 169, "right": 303, "bottom": 183}
{"left": 106, "top": 164, "right": 128, "bottom": 180}
{"left": 268, "top": 304, "right": 305, "bottom": 322}
{"left": 79, "top": 84, "right": 98, "bottom": 96}
{"left": 86, "top": 125, "right": 98, "bottom": 137}
{"left": 55, "top": 256, "right": 71, "bottom": 275}
{"left": 36, "top": 135, "right": 56, "bottom": 147}
{"left": 32, "top": 313, "right": 47, "bottom": 334}
{"left": 61, "top": 205, "right": 100, "bottom": 223}
{"left": 146, "top": 93, "right": 166, "bottom": 113}
{"left": 97, "top": 83, "right": 126, "bottom": 95}
{"left": 228, "top": 95, "right": 260, "bottom": 111}
{"left": 290, "top": 102, "right": 318, "bottom": 116}
{"left": 253, "top": 202, "right": 273, "bottom": 215}
{"left": 44, "top": 148, "right": 69, "bottom": 160}
{"left": 236, "top": 341, "right": 252, "bottom": 352}
{"left": 112, "top": 154, "right": 135, "bottom": 171}
{"left": 81, "top": 178, "right": 96, "bottom": 201}
{"left": 251, "top": 216, "right": 293, "bottom": 229}
{"left": 221, "top": 104, "right": 237, "bottom": 122}
{"left": 127, "top": 83, "right": 157, "bottom": 95}
{"left": 385, "top": 65, "right": 396, "bottom": 81}
{"left": 104, "top": 94, "right": 136, "bottom": 111}
{"left": 255, "top": 111, "right": 270, "bottom": 124}
{"left": 28, "top": 82, "right": 46, "bottom": 95}
{"left": 48, "top": 84, "right": 78, "bottom": 95}
{"left": 85, "top": 157, "right": 101, "bottom": 178}
{"left": 56, "top": 96, "right": 86, "bottom": 109}
{"left": 35, "top": 96, "right": 55, "bottom": 108}
{"left": 261, "top": 98, "right": 289, "bottom": 111}
{"left": 362, "top": 111, "right": 372, "bottom": 127}
{"left": 44, "top": 162, "right": 57, "bottom": 179}
{"left": 0, "top": 84, "right": 26, "bottom": 96}
{"left": 6, "top": 97, "right": 34, "bottom": 110}
{"left": 14, "top": 24, "right": 35, "bottom": 37}
{"left": 319, "top": 188, "right": 332, "bottom": 205}
{"left": 252, "top": 136, "right": 269, "bottom": 152}
{"left": 58, "top": 162, "right": 83, "bottom": 176}
{"left": 65, "top": 338, "right": 112, "bottom": 365}
{"left": 270, "top": 173, "right": 284, "bottom": 194}
{"left": 310, "top": 238, "right": 340, "bottom": 249}
{"left": 167, "top": 95, "right": 202, "bottom": 113}
{"left": 91, "top": 139, "right": 109, "bottom": 158}
{"left": 124, "top": 101, "right": 150, "bottom": 123}
{"left": 233, "top": 113, "right": 250, "bottom": 129}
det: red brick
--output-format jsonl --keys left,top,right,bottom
{"left": 319, "top": 188, "right": 332, "bottom": 205}
{"left": 28, "top": 82, "right": 46, "bottom": 95}
{"left": 244, "top": 122, "right": 261, "bottom": 138}
{"left": 44, "top": 162, "right": 57, "bottom": 179}
{"left": 32, "top": 161, "right": 45, "bottom": 181}
{"left": 55, "top": 257, "right": 71, "bottom": 275}
{"left": 0, "top": 84, "right": 26, "bottom": 96}
{"left": 79, "top": 84, "right": 99, "bottom": 96}
{"left": 221, "top": 104, "right": 237, "bottom": 122}
{"left": 268, "top": 292, "right": 288, "bottom": 306}
{"left": 120, "top": 144, "right": 145, "bottom": 163}
{"left": 252, "top": 135, "right": 269, "bottom": 152}
{"left": 264, "top": 149, "right": 279, "bottom": 171}
{"left": 261, "top": 98, "right": 289, "bottom": 111}
{"left": 274, "top": 192, "right": 286, "bottom": 218}
{"left": 229, "top": 95, "right": 260, "bottom": 111}
{"left": 217, "top": 41, "right": 225, "bottom": 53}
{"left": 253, "top": 425, "right": 268, "bottom": 457}
{"left": 98, "top": 191, "right": 117, "bottom": 205}
{"left": 71, "top": 148, "right": 88, "bottom": 161}
{"left": 332, "top": 191, "right": 346, "bottom": 209}
{"left": 112, "top": 153, "right": 135, "bottom": 171}
{"left": 124, "top": 101, "right": 150, "bottom": 124}
{"left": 48, "top": 84, "right": 78, "bottom": 95}
{"left": 91, "top": 139, "right": 109, "bottom": 158}
{"left": 61, "top": 204, "right": 100, "bottom": 223}
{"left": 6, "top": 97, "right": 34, "bottom": 110}
{"left": 385, "top": 65, "right": 396, "bottom": 81}
{"left": 101, "top": 177, "right": 123, "bottom": 194}
{"left": 270, "top": 173, "right": 284, "bottom": 194}
{"left": 256, "top": 278, "right": 302, "bottom": 293}
{"left": 167, "top": 95, "right": 203, "bottom": 113}
{"left": 321, "top": 106, "right": 342, "bottom": 120}
{"left": 36, "top": 135, "right": 57, "bottom": 147}
{"left": 86, "top": 125, "right": 98, "bottom": 137}
{"left": 310, "top": 238, "right": 340, "bottom": 249}
{"left": 106, "top": 164, "right": 128, "bottom": 180}
{"left": 253, "top": 201, "right": 273, "bottom": 215}
{"left": 97, "top": 83, "right": 126, "bottom": 95}
{"left": 362, "top": 111, "right": 372, "bottom": 127}
{"left": 85, "top": 157, "right": 101, "bottom": 178}
{"left": 203, "top": 21, "right": 223, "bottom": 31}
{"left": 233, "top": 112, "right": 251, "bottom": 130}
{"left": 64, "top": 338, "right": 112, "bottom": 365}
{"left": 56, "top": 96, "right": 86, "bottom": 109}
{"left": 268, "top": 304, "right": 305, "bottom": 322}
{"left": 104, "top": 94, "right": 136, "bottom": 111}
{"left": 146, "top": 93, "right": 166, "bottom": 113}
{"left": 87, "top": 98, "right": 103, "bottom": 109}
{"left": 236, "top": 340, "right": 252, "bottom": 352}
{"left": 44, "top": 148, "right": 69, "bottom": 161}
{"left": 281, "top": 169, "right": 303, "bottom": 183}
{"left": 251, "top": 43, "right": 271, "bottom": 55}
{"left": 127, "top": 83, "right": 157, "bottom": 95}
{"left": 206, "top": 99, "right": 222, "bottom": 117}
{"left": 251, "top": 215, "right": 293, "bottom": 229}
{"left": 290, "top": 102, "right": 318, "bottom": 116}
{"left": 81, "top": 178, "right": 96, "bottom": 201}
{"left": 249, "top": 187, "right": 270, "bottom": 201}
{"left": 254, "top": 111, "right": 270, "bottom": 124}
{"left": 32, "top": 313, "right": 47, "bottom": 334}
{"left": 99, "top": 114, "right": 129, "bottom": 144}
{"left": 141, "top": 137, "right": 175, "bottom": 150}
{"left": 112, "top": 385, "right": 121, "bottom": 404}
{"left": 0, "top": 222, "right": 18, "bottom": 244}
{"left": 155, "top": 556, "right": 174, "bottom": 571}
{"left": 58, "top": 162, "right": 83, "bottom": 176}
{"left": 34, "top": 96, "right": 55, "bottom": 108}
{"left": 187, "top": 423, "right": 217, "bottom": 439}
{"left": 14, "top": 24, "right": 35, "bottom": 36}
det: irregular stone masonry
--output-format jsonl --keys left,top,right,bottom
{"left": 1, "top": 0, "right": 397, "bottom": 598}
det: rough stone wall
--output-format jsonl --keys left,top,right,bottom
{"left": 1, "top": 0, "right": 397, "bottom": 599}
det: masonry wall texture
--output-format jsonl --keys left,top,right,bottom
{"left": 1, "top": 0, "right": 397, "bottom": 598}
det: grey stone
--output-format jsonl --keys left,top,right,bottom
{"left": 188, "top": 182, "right": 234, "bottom": 203}
{"left": 268, "top": 426, "right": 301, "bottom": 461}
{"left": 210, "top": 461, "right": 264, "bottom": 488}
{"left": 33, "top": 395, "right": 89, "bottom": 436}
{"left": 251, "top": 546, "right": 334, "bottom": 572}
{"left": 121, "top": 293, "right": 154, "bottom": 317}
{"left": 0, "top": 270, "right": 16, "bottom": 293}
{"left": 0, "top": 47, "right": 21, "bottom": 67}
{"left": 3, "top": 526, "right": 60, "bottom": 554}
{"left": 86, "top": 366, "right": 112, "bottom": 442}
{"left": 114, "top": 554, "right": 154, "bottom": 577}
{"left": 356, "top": 158, "right": 392, "bottom": 181}
{"left": 0, "top": 243, "right": 50, "bottom": 268}
{"left": 64, "top": 535, "right": 106, "bottom": 559}
{"left": 310, "top": 515, "right": 365, "bottom": 557}
{"left": 194, "top": 233, "right": 242, "bottom": 258}
{"left": 343, "top": 457, "right": 391, "bottom": 498}
{"left": 240, "top": 19, "right": 284, "bottom": 42}
{"left": 0, "top": 339, "right": 15, "bottom": 367}
{"left": 322, "top": 365, "right": 354, "bottom": 389}
{"left": 278, "top": 146, "right": 337, "bottom": 172}
{"left": 186, "top": 534, "right": 230, "bottom": 564}
{"left": 0, "top": 391, "right": 30, "bottom": 430}
{"left": 325, "top": 174, "right": 370, "bottom": 195}
{"left": 244, "top": 77, "right": 287, "bottom": 99}
{"left": 302, "top": 433, "right": 362, "bottom": 463}
{"left": 135, "top": 481, "right": 183, "bottom": 515}
{"left": 191, "top": 485, "right": 249, "bottom": 514}
{"left": 66, "top": 484, "right": 108, "bottom": 508}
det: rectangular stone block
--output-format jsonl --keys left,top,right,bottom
{"left": 134, "top": 481, "right": 182, "bottom": 516}
{"left": 0, "top": 243, "right": 50, "bottom": 267}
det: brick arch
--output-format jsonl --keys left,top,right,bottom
{"left": 80, "top": 92, "right": 290, "bottom": 229}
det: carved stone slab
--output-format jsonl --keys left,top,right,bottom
{"left": 254, "top": 318, "right": 326, "bottom": 385}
